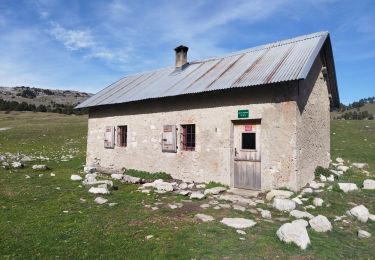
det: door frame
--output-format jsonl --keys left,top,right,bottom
{"left": 230, "top": 119, "right": 262, "bottom": 190}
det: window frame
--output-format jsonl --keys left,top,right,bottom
{"left": 117, "top": 125, "right": 127, "bottom": 148}
{"left": 180, "top": 124, "right": 195, "bottom": 151}
{"left": 240, "top": 132, "right": 256, "bottom": 151}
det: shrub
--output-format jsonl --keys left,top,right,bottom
{"left": 314, "top": 166, "right": 331, "bottom": 178}
{"left": 124, "top": 169, "right": 172, "bottom": 180}
{"left": 205, "top": 181, "right": 227, "bottom": 189}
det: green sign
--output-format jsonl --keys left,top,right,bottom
{"left": 238, "top": 109, "right": 249, "bottom": 118}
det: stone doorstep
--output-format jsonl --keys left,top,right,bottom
{"left": 226, "top": 188, "right": 260, "bottom": 198}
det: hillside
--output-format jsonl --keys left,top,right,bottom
{"left": 0, "top": 86, "right": 92, "bottom": 106}
{"left": 331, "top": 103, "right": 375, "bottom": 120}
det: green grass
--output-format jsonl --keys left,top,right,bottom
{"left": 0, "top": 111, "right": 374, "bottom": 259}
{"left": 125, "top": 169, "right": 172, "bottom": 180}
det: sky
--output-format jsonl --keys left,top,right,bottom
{"left": 0, "top": 0, "right": 374, "bottom": 104}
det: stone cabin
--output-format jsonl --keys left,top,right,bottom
{"left": 76, "top": 31, "right": 339, "bottom": 192}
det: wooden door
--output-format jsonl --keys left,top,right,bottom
{"left": 233, "top": 120, "right": 261, "bottom": 190}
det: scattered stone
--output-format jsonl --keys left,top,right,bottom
{"left": 304, "top": 205, "right": 316, "bottom": 210}
{"left": 94, "top": 197, "right": 108, "bottom": 204}
{"left": 363, "top": 179, "right": 375, "bottom": 190}
{"left": 200, "top": 204, "right": 210, "bottom": 209}
{"left": 309, "top": 181, "right": 325, "bottom": 189}
{"left": 338, "top": 183, "right": 358, "bottom": 193}
{"left": 25, "top": 175, "right": 30, "bottom": 179}
{"left": 218, "top": 203, "right": 231, "bottom": 209}
{"left": 209, "top": 200, "right": 219, "bottom": 205}
{"left": 196, "top": 184, "right": 206, "bottom": 189}
{"left": 178, "top": 190, "right": 191, "bottom": 196}
{"left": 336, "top": 157, "right": 344, "bottom": 163}
{"left": 88, "top": 186, "right": 110, "bottom": 194}
{"left": 291, "top": 219, "right": 309, "bottom": 228}
{"left": 11, "top": 162, "right": 23, "bottom": 169}
{"left": 84, "top": 166, "right": 96, "bottom": 174}
{"left": 320, "top": 175, "right": 327, "bottom": 182}
{"left": 179, "top": 182, "right": 188, "bottom": 190}
{"left": 261, "top": 210, "right": 272, "bottom": 219}
{"left": 56, "top": 187, "right": 60, "bottom": 190}
{"left": 38, "top": 174, "right": 44, "bottom": 177}
{"left": 219, "top": 194, "right": 254, "bottom": 206}
{"left": 122, "top": 174, "right": 142, "bottom": 184}
{"left": 290, "top": 210, "right": 314, "bottom": 220}
{"left": 168, "top": 204, "right": 178, "bottom": 209}
{"left": 190, "top": 191, "right": 205, "bottom": 200}
{"left": 300, "top": 198, "right": 309, "bottom": 201}
{"left": 79, "top": 198, "right": 86, "bottom": 203}
{"left": 187, "top": 183, "right": 195, "bottom": 189}
{"left": 313, "top": 198, "right": 324, "bottom": 207}
{"left": 71, "top": 174, "right": 82, "bottom": 181}
{"left": 248, "top": 209, "right": 258, "bottom": 214}
{"left": 309, "top": 215, "right": 332, "bottom": 232}
{"left": 255, "top": 199, "right": 264, "bottom": 204}
{"left": 276, "top": 222, "right": 310, "bottom": 250}
{"left": 358, "top": 230, "right": 371, "bottom": 238}
{"left": 141, "top": 189, "right": 150, "bottom": 194}
{"left": 334, "top": 215, "right": 346, "bottom": 222}
{"left": 204, "top": 186, "right": 227, "bottom": 195}
{"left": 237, "top": 229, "right": 246, "bottom": 235}
{"left": 151, "top": 207, "right": 159, "bottom": 211}
{"left": 369, "top": 214, "right": 375, "bottom": 221}
{"left": 143, "top": 179, "right": 174, "bottom": 192}
{"left": 50, "top": 173, "right": 55, "bottom": 177}
{"left": 195, "top": 213, "right": 214, "bottom": 222}
{"left": 108, "top": 203, "right": 117, "bottom": 207}
{"left": 330, "top": 169, "right": 343, "bottom": 176}
{"left": 352, "top": 163, "right": 368, "bottom": 169}
{"left": 301, "top": 188, "right": 313, "bottom": 194}
{"left": 32, "top": 165, "right": 48, "bottom": 170}
{"left": 213, "top": 206, "right": 221, "bottom": 210}
{"left": 327, "top": 175, "right": 335, "bottom": 182}
{"left": 337, "top": 165, "right": 349, "bottom": 172}
{"left": 266, "top": 189, "right": 294, "bottom": 201}
{"left": 292, "top": 197, "right": 303, "bottom": 205}
{"left": 63, "top": 210, "right": 69, "bottom": 213}
{"left": 273, "top": 198, "right": 296, "bottom": 212}
{"left": 111, "top": 173, "right": 123, "bottom": 180}
{"left": 349, "top": 205, "right": 369, "bottom": 223}
{"left": 233, "top": 204, "right": 246, "bottom": 212}
{"left": 220, "top": 218, "right": 257, "bottom": 229}
{"left": 145, "top": 235, "right": 154, "bottom": 240}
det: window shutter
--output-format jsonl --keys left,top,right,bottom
{"left": 104, "top": 126, "right": 115, "bottom": 148}
{"left": 162, "top": 125, "right": 177, "bottom": 153}
{"left": 117, "top": 126, "right": 122, "bottom": 146}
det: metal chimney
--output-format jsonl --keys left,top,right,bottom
{"left": 174, "top": 45, "right": 188, "bottom": 68}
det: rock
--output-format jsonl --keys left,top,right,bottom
{"left": 209, "top": 200, "right": 219, "bottom": 205}
{"left": 349, "top": 205, "right": 369, "bottom": 222}
{"left": 143, "top": 179, "right": 174, "bottom": 192}
{"left": 304, "top": 205, "right": 316, "bottom": 210}
{"left": 38, "top": 174, "right": 44, "bottom": 177}
{"left": 309, "top": 215, "right": 332, "bottom": 232}
{"left": 290, "top": 210, "right": 314, "bottom": 220}
{"left": 276, "top": 222, "right": 310, "bottom": 250}
{"left": 236, "top": 229, "right": 246, "bottom": 235}
{"left": 25, "top": 175, "right": 30, "bottom": 179}
{"left": 168, "top": 204, "right": 178, "bottom": 209}
{"left": 334, "top": 215, "right": 346, "bottom": 221}
{"left": 337, "top": 165, "right": 349, "bottom": 172}
{"left": 292, "top": 197, "right": 303, "bottom": 205}
{"left": 50, "top": 173, "right": 55, "bottom": 177}
{"left": 190, "top": 191, "right": 205, "bottom": 200}
{"left": 301, "top": 188, "right": 313, "bottom": 194}
{"left": 11, "top": 162, "right": 23, "bottom": 168}
{"left": 32, "top": 165, "right": 48, "bottom": 170}
{"left": 20, "top": 155, "right": 32, "bottom": 162}
{"left": 111, "top": 173, "right": 123, "bottom": 180}
{"left": 330, "top": 169, "right": 343, "bottom": 176}
{"left": 352, "top": 163, "right": 368, "bottom": 169}
{"left": 218, "top": 203, "right": 231, "bottom": 209}
{"left": 266, "top": 190, "right": 294, "bottom": 201}
{"left": 291, "top": 219, "right": 309, "bottom": 228}
{"left": 220, "top": 218, "right": 257, "bottom": 229}
{"left": 179, "top": 182, "right": 188, "bottom": 190}
{"left": 80, "top": 198, "right": 86, "bottom": 203}
{"left": 327, "top": 175, "right": 335, "bottom": 182}
{"left": 200, "top": 204, "right": 210, "bottom": 209}
{"left": 338, "top": 183, "right": 358, "bottom": 193}
{"left": 273, "top": 198, "right": 296, "bottom": 212}
{"left": 363, "top": 179, "right": 375, "bottom": 190}
{"left": 195, "top": 213, "right": 214, "bottom": 222}
{"left": 218, "top": 194, "right": 254, "bottom": 206}
{"left": 336, "top": 157, "right": 344, "bottom": 163}
{"left": 233, "top": 204, "right": 246, "bottom": 212}
{"left": 109, "top": 203, "right": 117, "bottom": 207}
{"left": 187, "top": 183, "right": 195, "bottom": 189}
{"left": 141, "top": 189, "right": 150, "bottom": 194}
{"left": 320, "top": 175, "right": 327, "bottom": 182}
{"left": 196, "top": 184, "right": 206, "bottom": 189}
{"left": 70, "top": 174, "right": 82, "bottom": 181}
{"left": 178, "top": 190, "right": 191, "bottom": 196}
{"left": 94, "top": 197, "right": 108, "bottom": 204}
{"left": 204, "top": 186, "right": 227, "bottom": 195}
{"left": 84, "top": 166, "right": 96, "bottom": 174}
{"left": 145, "top": 235, "right": 154, "bottom": 240}
{"left": 151, "top": 207, "right": 158, "bottom": 210}
{"left": 122, "top": 174, "right": 142, "bottom": 184}
{"left": 248, "top": 208, "right": 258, "bottom": 214}
{"left": 313, "top": 198, "right": 324, "bottom": 207}
{"left": 309, "top": 181, "right": 325, "bottom": 189}
{"left": 213, "top": 206, "right": 221, "bottom": 210}
{"left": 358, "top": 230, "right": 371, "bottom": 238}
{"left": 88, "top": 186, "right": 110, "bottom": 194}
{"left": 369, "top": 214, "right": 375, "bottom": 221}
{"left": 261, "top": 210, "right": 272, "bottom": 219}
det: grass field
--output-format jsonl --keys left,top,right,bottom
{"left": 0, "top": 112, "right": 374, "bottom": 259}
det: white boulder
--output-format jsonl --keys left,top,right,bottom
{"left": 143, "top": 179, "right": 174, "bottom": 192}
{"left": 276, "top": 222, "right": 310, "bottom": 250}
{"left": 327, "top": 175, "right": 335, "bottom": 182}
{"left": 320, "top": 175, "right": 327, "bottom": 182}
{"left": 313, "top": 198, "right": 324, "bottom": 207}
{"left": 70, "top": 174, "right": 82, "bottom": 181}
{"left": 309, "top": 215, "right": 332, "bottom": 232}
{"left": 336, "top": 157, "right": 344, "bottom": 163}
{"left": 266, "top": 189, "right": 293, "bottom": 201}
{"left": 220, "top": 218, "right": 257, "bottom": 229}
{"left": 358, "top": 230, "right": 371, "bottom": 238}
{"left": 291, "top": 219, "right": 309, "bottom": 228}
{"left": 94, "top": 197, "right": 108, "bottom": 204}
{"left": 309, "top": 181, "right": 325, "bottom": 189}
{"left": 190, "top": 191, "right": 205, "bottom": 200}
{"left": 195, "top": 213, "right": 214, "bottom": 222}
{"left": 204, "top": 186, "right": 227, "bottom": 195}
{"left": 111, "top": 173, "right": 123, "bottom": 180}
{"left": 179, "top": 182, "right": 188, "bottom": 190}
{"left": 369, "top": 214, "right": 375, "bottom": 221}
{"left": 337, "top": 165, "right": 349, "bottom": 172}
{"left": 292, "top": 197, "right": 303, "bottom": 205}
{"left": 349, "top": 205, "right": 369, "bottom": 223}
{"left": 32, "top": 165, "right": 48, "bottom": 170}
{"left": 363, "top": 179, "right": 375, "bottom": 190}
{"left": 89, "top": 186, "right": 110, "bottom": 194}
{"left": 338, "top": 183, "right": 358, "bottom": 193}
{"left": 11, "top": 162, "right": 23, "bottom": 168}
{"left": 122, "top": 174, "right": 142, "bottom": 184}
{"left": 290, "top": 210, "right": 314, "bottom": 220}
{"left": 352, "top": 163, "right": 368, "bottom": 169}
{"left": 273, "top": 198, "right": 296, "bottom": 212}
{"left": 233, "top": 204, "right": 246, "bottom": 212}
{"left": 261, "top": 210, "right": 272, "bottom": 219}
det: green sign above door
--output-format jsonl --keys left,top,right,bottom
{"left": 238, "top": 109, "right": 249, "bottom": 118}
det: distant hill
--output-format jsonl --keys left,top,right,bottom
{"left": 331, "top": 96, "right": 375, "bottom": 120}
{"left": 0, "top": 86, "right": 92, "bottom": 115}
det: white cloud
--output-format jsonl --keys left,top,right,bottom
{"left": 48, "top": 22, "right": 95, "bottom": 51}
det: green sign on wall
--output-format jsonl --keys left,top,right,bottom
{"left": 238, "top": 109, "right": 249, "bottom": 118}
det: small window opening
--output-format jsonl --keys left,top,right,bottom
{"left": 181, "top": 124, "right": 195, "bottom": 151}
{"left": 117, "top": 125, "right": 127, "bottom": 147}
{"left": 242, "top": 132, "right": 256, "bottom": 150}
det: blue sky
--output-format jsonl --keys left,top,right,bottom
{"left": 0, "top": 0, "right": 374, "bottom": 104}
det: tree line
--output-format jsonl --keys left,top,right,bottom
{"left": 0, "top": 99, "right": 88, "bottom": 115}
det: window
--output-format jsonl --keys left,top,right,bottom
{"left": 242, "top": 132, "right": 256, "bottom": 150}
{"left": 117, "top": 125, "right": 127, "bottom": 147}
{"left": 181, "top": 124, "right": 195, "bottom": 151}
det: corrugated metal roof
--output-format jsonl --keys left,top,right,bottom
{"left": 76, "top": 31, "right": 333, "bottom": 109}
